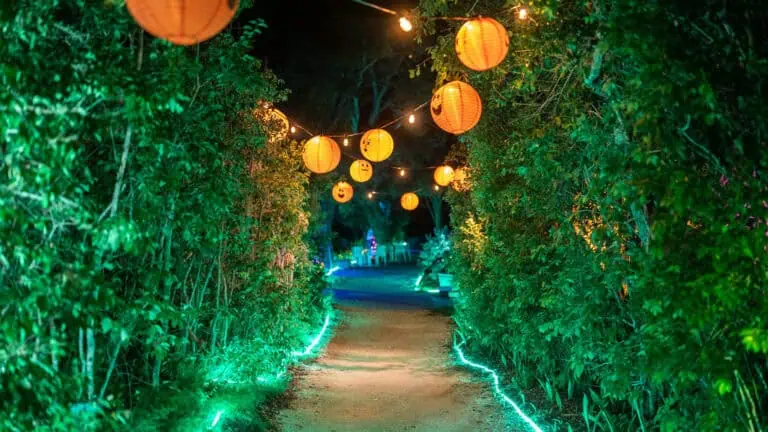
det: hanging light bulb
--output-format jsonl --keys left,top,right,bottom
{"left": 518, "top": 8, "right": 528, "bottom": 20}
{"left": 343, "top": 137, "right": 349, "bottom": 146}
{"left": 434, "top": 185, "right": 440, "bottom": 191}
{"left": 408, "top": 114, "right": 416, "bottom": 124}
{"left": 290, "top": 125, "right": 297, "bottom": 134}
{"left": 400, "top": 169, "right": 406, "bottom": 177}
{"left": 399, "top": 16, "right": 413, "bottom": 32}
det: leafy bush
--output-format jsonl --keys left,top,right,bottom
{"left": 418, "top": 227, "right": 452, "bottom": 281}
{"left": 0, "top": 2, "right": 327, "bottom": 430}
{"left": 419, "top": 0, "right": 768, "bottom": 430}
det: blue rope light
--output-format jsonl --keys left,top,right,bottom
{"left": 292, "top": 312, "right": 332, "bottom": 357}
{"left": 453, "top": 335, "right": 544, "bottom": 432}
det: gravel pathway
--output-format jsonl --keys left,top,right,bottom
{"left": 276, "top": 267, "right": 510, "bottom": 431}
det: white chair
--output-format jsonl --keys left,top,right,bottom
{"left": 378, "top": 244, "right": 391, "bottom": 265}
{"left": 394, "top": 243, "right": 408, "bottom": 263}
{"left": 351, "top": 246, "right": 363, "bottom": 267}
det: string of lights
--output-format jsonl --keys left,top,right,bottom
{"left": 265, "top": 1, "right": 530, "bottom": 208}
{"left": 277, "top": 100, "right": 437, "bottom": 171}
{"left": 286, "top": 100, "right": 430, "bottom": 140}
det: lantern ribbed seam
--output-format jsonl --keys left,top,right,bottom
{"left": 480, "top": 19, "right": 489, "bottom": 71}
{"left": 198, "top": 0, "right": 225, "bottom": 42}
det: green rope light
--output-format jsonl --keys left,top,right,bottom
{"left": 210, "top": 311, "right": 333, "bottom": 428}
{"left": 453, "top": 333, "right": 544, "bottom": 432}
{"left": 293, "top": 312, "right": 332, "bottom": 357}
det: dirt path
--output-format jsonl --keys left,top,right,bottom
{"left": 277, "top": 268, "right": 510, "bottom": 431}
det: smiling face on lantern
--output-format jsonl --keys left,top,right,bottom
{"left": 430, "top": 91, "right": 443, "bottom": 117}
{"left": 360, "top": 129, "right": 393, "bottom": 162}
{"left": 350, "top": 160, "right": 373, "bottom": 182}
{"left": 333, "top": 182, "right": 354, "bottom": 203}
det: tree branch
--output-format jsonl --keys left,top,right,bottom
{"left": 101, "top": 126, "right": 132, "bottom": 221}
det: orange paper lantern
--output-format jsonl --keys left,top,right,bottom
{"left": 126, "top": 0, "right": 239, "bottom": 46}
{"left": 434, "top": 165, "right": 455, "bottom": 187}
{"left": 332, "top": 182, "right": 354, "bottom": 203}
{"left": 303, "top": 136, "right": 341, "bottom": 174}
{"left": 350, "top": 160, "right": 373, "bottom": 183}
{"left": 430, "top": 81, "right": 482, "bottom": 135}
{"left": 452, "top": 166, "right": 471, "bottom": 191}
{"left": 360, "top": 129, "right": 394, "bottom": 162}
{"left": 455, "top": 17, "right": 510, "bottom": 71}
{"left": 400, "top": 192, "right": 419, "bottom": 211}
{"left": 254, "top": 107, "right": 289, "bottom": 142}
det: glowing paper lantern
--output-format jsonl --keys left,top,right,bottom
{"left": 430, "top": 81, "right": 482, "bottom": 135}
{"left": 360, "top": 129, "right": 394, "bottom": 162}
{"left": 125, "top": 0, "right": 239, "bottom": 46}
{"left": 434, "top": 165, "right": 455, "bottom": 187}
{"left": 254, "top": 107, "right": 289, "bottom": 142}
{"left": 332, "top": 181, "right": 354, "bottom": 203}
{"left": 452, "top": 166, "right": 471, "bottom": 191}
{"left": 400, "top": 192, "right": 419, "bottom": 211}
{"left": 455, "top": 17, "right": 510, "bottom": 71}
{"left": 350, "top": 160, "right": 373, "bottom": 183}
{"left": 303, "top": 136, "right": 341, "bottom": 174}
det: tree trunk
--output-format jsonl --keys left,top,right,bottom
{"left": 427, "top": 195, "right": 443, "bottom": 230}
{"left": 321, "top": 200, "right": 336, "bottom": 268}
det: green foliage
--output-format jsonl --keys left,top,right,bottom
{"left": 419, "top": 0, "right": 768, "bottom": 430}
{"left": 418, "top": 227, "right": 452, "bottom": 281}
{"left": 1, "top": 1, "right": 327, "bottom": 430}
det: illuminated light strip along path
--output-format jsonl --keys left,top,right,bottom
{"left": 210, "top": 311, "right": 334, "bottom": 428}
{"left": 276, "top": 266, "right": 519, "bottom": 431}
{"left": 454, "top": 336, "right": 544, "bottom": 432}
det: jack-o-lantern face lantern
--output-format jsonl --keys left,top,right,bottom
{"left": 360, "top": 129, "right": 394, "bottom": 162}
{"left": 350, "top": 160, "right": 373, "bottom": 183}
{"left": 126, "top": 0, "right": 239, "bottom": 46}
{"left": 332, "top": 181, "right": 354, "bottom": 203}
{"left": 254, "top": 106, "right": 289, "bottom": 143}
{"left": 430, "top": 81, "right": 482, "bottom": 135}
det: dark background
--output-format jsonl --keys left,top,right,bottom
{"left": 241, "top": 1, "right": 450, "bottom": 243}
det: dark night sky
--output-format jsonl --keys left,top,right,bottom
{"left": 244, "top": 0, "right": 416, "bottom": 113}
{"left": 239, "top": 1, "right": 448, "bottom": 242}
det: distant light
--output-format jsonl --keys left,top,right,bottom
{"left": 400, "top": 169, "right": 406, "bottom": 177}
{"left": 290, "top": 125, "right": 296, "bottom": 134}
{"left": 399, "top": 16, "right": 413, "bottom": 32}
{"left": 518, "top": 8, "right": 528, "bottom": 20}
{"left": 434, "top": 185, "right": 440, "bottom": 191}
{"left": 343, "top": 137, "right": 349, "bottom": 146}
{"left": 408, "top": 114, "right": 416, "bottom": 124}
{"left": 367, "top": 192, "right": 373, "bottom": 199}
